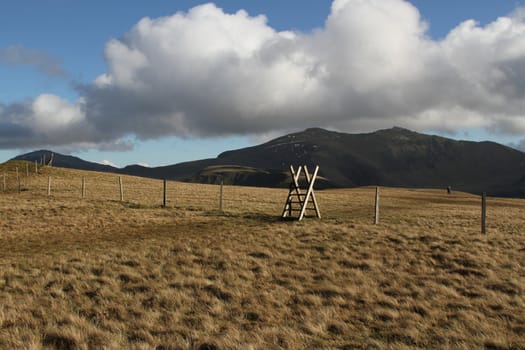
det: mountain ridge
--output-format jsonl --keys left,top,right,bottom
{"left": 11, "top": 127, "right": 525, "bottom": 197}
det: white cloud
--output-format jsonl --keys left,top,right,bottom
{"left": 100, "top": 159, "right": 119, "bottom": 168}
{"left": 509, "top": 139, "right": 525, "bottom": 153}
{"left": 31, "top": 94, "right": 85, "bottom": 133}
{"left": 2, "top": 0, "right": 525, "bottom": 150}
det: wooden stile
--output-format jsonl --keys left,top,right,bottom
{"left": 281, "top": 165, "right": 321, "bottom": 221}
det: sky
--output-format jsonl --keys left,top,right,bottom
{"left": 1, "top": 0, "right": 525, "bottom": 167}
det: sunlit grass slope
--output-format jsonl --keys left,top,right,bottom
{"left": 1, "top": 162, "right": 524, "bottom": 349}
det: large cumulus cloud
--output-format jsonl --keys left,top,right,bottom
{"left": 2, "top": 0, "right": 525, "bottom": 150}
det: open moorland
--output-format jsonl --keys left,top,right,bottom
{"left": 0, "top": 161, "right": 524, "bottom": 349}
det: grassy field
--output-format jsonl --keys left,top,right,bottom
{"left": 1, "top": 161, "right": 524, "bottom": 349}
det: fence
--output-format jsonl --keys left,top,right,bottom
{"left": 1, "top": 162, "right": 524, "bottom": 234}
{"left": 0, "top": 163, "right": 287, "bottom": 215}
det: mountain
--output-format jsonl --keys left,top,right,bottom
{"left": 13, "top": 150, "right": 117, "bottom": 173}
{"left": 11, "top": 127, "right": 525, "bottom": 197}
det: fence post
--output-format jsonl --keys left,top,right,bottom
{"left": 219, "top": 177, "right": 224, "bottom": 211}
{"left": 374, "top": 186, "right": 380, "bottom": 224}
{"left": 82, "top": 176, "right": 86, "bottom": 199}
{"left": 26, "top": 163, "right": 29, "bottom": 177}
{"left": 35, "top": 160, "right": 38, "bottom": 174}
{"left": 119, "top": 176, "right": 124, "bottom": 202}
{"left": 43, "top": 154, "right": 46, "bottom": 166}
{"left": 163, "top": 179, "right": 167, "bottom": 208}
{"left": 481, "top": 192, "right": 487, "bottom": 234}
{"left": 16, "top": 168, "right": 20, "bottom": 193}
{"left": 47, "top": 176, "right": 51, "bottom": 196}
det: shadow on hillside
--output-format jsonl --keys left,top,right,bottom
{"left": 243, "top": 212, "right": 284, "bottom": 222}
{"left": 203, "top": 210, "right": 283, "bottom": 223}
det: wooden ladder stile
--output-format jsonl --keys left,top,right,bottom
{"left": 298, "top": 165, "right": 321, "bottom": 221}
{"left": 281, "top": 165, "right": 321, "bottom": 221}
{"left": 282, "top": 165, "right": 302, "bottom": 218}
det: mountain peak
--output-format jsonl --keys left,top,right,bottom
{"left": 12, "top": 150, "right": 117, "bottom": 172}
{"left": 377, "top": 126, "right": 416, "bottom": 134}
{"left": 304, "top": 127, "right": 330, "bottom": 133}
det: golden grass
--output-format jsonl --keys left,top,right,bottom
{"left": 1, "top": 161, "right": 524, "bottom": 349}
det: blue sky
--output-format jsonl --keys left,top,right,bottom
{"left": 1, "top": 0, "right": 524, "bottom": 166}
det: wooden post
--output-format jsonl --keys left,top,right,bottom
{"left": 81, "top": 176, "right": 86, "bottom": 199}
{"left": 47, "top": 176, "right": 51, "bottom": 196}
{"left": 26, "top": 163, "right": 29, "bottom": 177}
{"left": 35, "top": 160, "right": 38, "bottom": 174}
{"left": 43, "top": 154, "right": 46, "bottom": 166}
{"left": 219, "top": 177, "right": 223, "bottom": 211}
{"left": 302, "top": 165, "right": 322, "bottom": 220}
{"left": 374, "top": 186, "right": 380, "bottom": 225}
{"left": 163, "top": 179, "right": 167, "bottom": 208}
{"left": 298, "top": 165, "right": 320, "bottom": 221}
{"left": 16, "top": 168, "right": 20, "bottom": 193}
{"left": 481, "top": 192, "right": 487, "bottom": 234}
{"left": 119, "top": 176, "right": 124, "bottom": 202}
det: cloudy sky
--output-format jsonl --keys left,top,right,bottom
{"left": 1, "top": 0, "right": 524, "bottom": 167}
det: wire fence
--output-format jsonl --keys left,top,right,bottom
{"left": 0, "top": 163, "right": 289, "bottom": 215}
{"left": 2, "top": 162, "right": 525, "bottom": 234}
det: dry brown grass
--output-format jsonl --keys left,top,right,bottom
{"left": 1, "top": 162, "right": 524, "bottom": 349}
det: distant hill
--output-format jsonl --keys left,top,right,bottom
{"left": 13, "top": 150, "right": 117, "bottom": 173}
{"left": 12, "top": 127, "right": 525, "bottom": 197}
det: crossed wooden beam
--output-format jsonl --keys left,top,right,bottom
{"left": 281, "top": 165, "right": 321, "bottom": 221}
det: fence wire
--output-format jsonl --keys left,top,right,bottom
{"left": 2, "top": 162, "right": 525, "bottom": 234}
{"left": 0, "top": 163, "right": 290, "bottom": 214}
